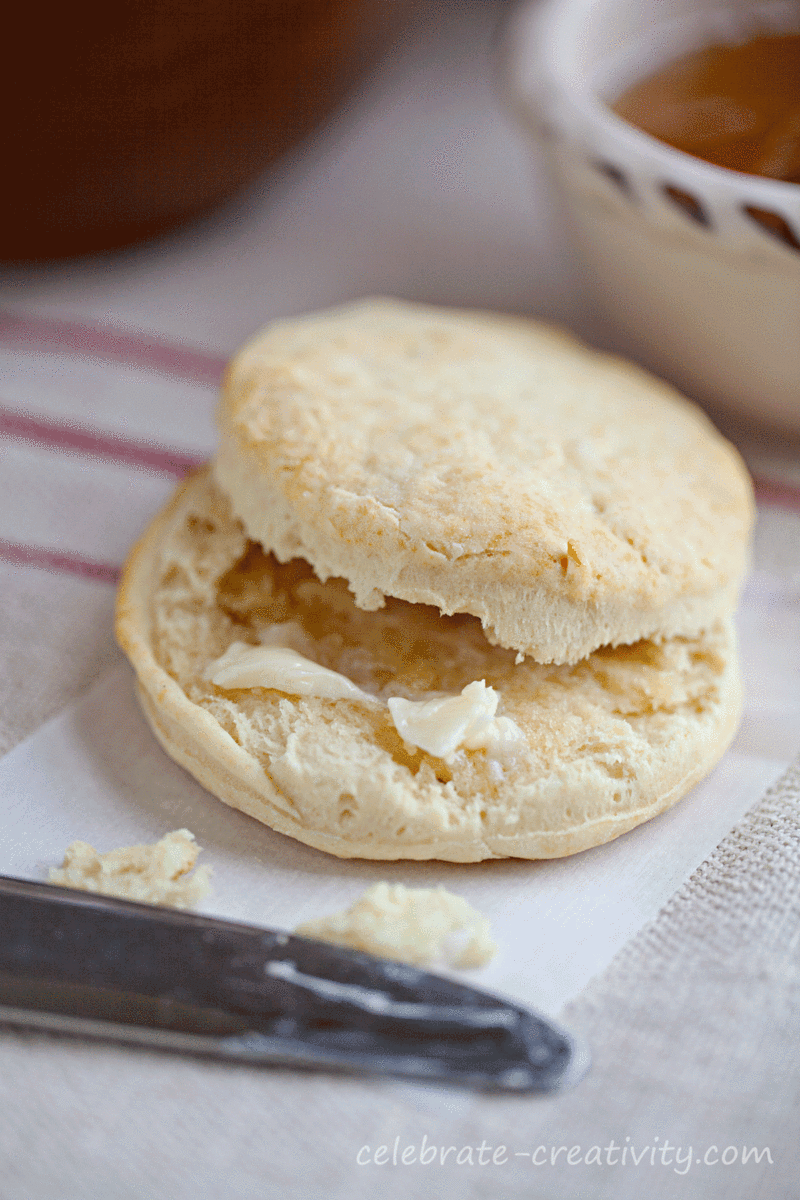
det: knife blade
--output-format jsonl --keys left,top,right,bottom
{"left": 0, "top": 874, "right": 588, "bottom": 1094}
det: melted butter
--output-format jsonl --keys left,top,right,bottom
{"left": 388, "top": 680, "right": 523, "bottom": 763}
{"left": 613, "top": 33, "right": 800, "bottom": 181}
{"left": 207, "top": 644, "right": 523, "bottom": 761}
{"left": 206, "top": 642, "right": 379, "bottom": 703}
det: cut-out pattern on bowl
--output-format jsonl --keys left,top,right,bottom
{"left": 662, "top": 184, "right": 711, "bottom": 227}
{"left": 594, "top": 160, "right": 635, "bottom": 198}
{"left": 508, "top": 0, "right": 800, "bottom": 432}
{"left": 743, "top": 205, "right": 800, "bottom": 251}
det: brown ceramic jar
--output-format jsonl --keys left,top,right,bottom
{"left": 3, "top": 0, "right": 405, "bottom": 259}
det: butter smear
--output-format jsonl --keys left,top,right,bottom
{"left": 207, "top": 644, "right": 523, "bottom": 761}
{"left": 388, "top": 680, "right": 523, "bottom": 762}
{"left": 207, "top": 642, "right": 378, "bottom": 703}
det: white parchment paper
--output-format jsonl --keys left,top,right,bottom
{"left": 0, "top": 571, "right": 796, "bottom": 1019}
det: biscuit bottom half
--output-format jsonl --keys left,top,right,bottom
{"left": 116, "top": 469, "right": 743, "bottom": 862}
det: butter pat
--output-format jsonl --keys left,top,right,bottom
{"left": 48, "top": 829, "right": 212, "bottom": 909}
{"left": 388, "top": 680, "right": 523, "bottom": 761}
{"left": 207, "top": 642, "right": 378, "bottom": 703}
{"left": 296, "top": 882, "right": 496, "bottom": 968}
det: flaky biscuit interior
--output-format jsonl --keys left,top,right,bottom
{"left": 116, "top": 470, "right": 742, "bottom": 862}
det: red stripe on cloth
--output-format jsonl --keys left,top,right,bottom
{"left": 0, "top": 310, "right": 227, "bottom": 387}
{"left": 753, "top": 476, "right": 800, "bottom": 513}
{"left": 0, "top": 539, "right": 120, "bottom": 584}
{"left": 0, "top": 405, "right": 207, "bottom": 477}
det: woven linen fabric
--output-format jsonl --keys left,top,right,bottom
{"left": 0, "top": 754, "right": 797, "bottom": 1200}
{"left": 439, "top": 753, "right": 800, "bottom": 1200}
{"left": 0, "top": 314, "right": 798, "bottom": 1200}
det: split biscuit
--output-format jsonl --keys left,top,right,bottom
{"left": 116, "top": 470, "right": 742, "bottom": 862}
{"left": 215, "top": 298, "right": 754, "bottom": 665}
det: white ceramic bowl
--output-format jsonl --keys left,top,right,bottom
{"left": 507, "top": 0, "right": 800, "bottom": 433}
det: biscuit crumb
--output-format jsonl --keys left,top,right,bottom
{"left": 48, "top": 829, "right": 212, "bottom": 909}
{"left": 295, "top": 882, "right": 496, "bottom": 968}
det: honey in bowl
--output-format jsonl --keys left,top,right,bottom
{"left": 612, "top": 33, "right": 800, "bottom": 182}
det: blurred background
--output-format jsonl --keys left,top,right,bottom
{"left": 0, "top": 1, "right": 588, "bottom": 342}
{"left": 1, "top": 0, "right": 798, "bottom": 452}
{"left": 2, "top": 0, "right": 414, "bottom": 260}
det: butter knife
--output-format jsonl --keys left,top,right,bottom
{"left": 0, "top": 874, "right": 588, "bottom": 1094}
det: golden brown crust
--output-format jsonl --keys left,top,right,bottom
{"left": 214, "top": 298, "right": 754, "bottom": 664}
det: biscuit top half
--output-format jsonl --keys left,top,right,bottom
{"left": 214, "top": 299, "right": 753, "bottom": 665}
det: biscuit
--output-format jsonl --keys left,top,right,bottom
{"left": 115, "top": 470, "right": 742, "bottom": 862}
{"left": 295, "top": 883, "right": 496, "bottom": 967}
{"left": 214, "top": 298, "right": 754, "bottom": 665}
{"left": 49, "top": 830, "right": 211, "bottom": 908}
